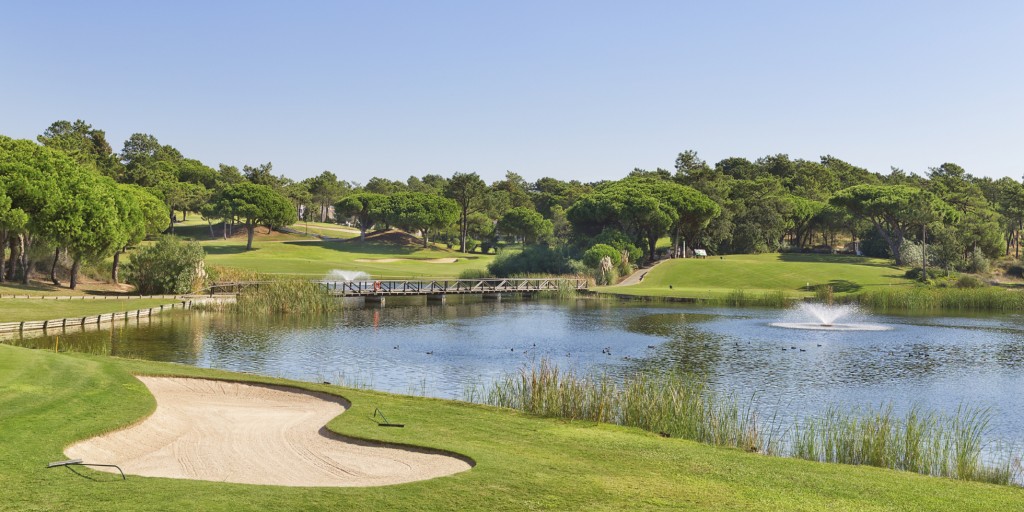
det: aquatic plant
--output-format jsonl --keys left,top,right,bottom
{"left": 789, "top": 404, "right": 1020, "bottom": 485}
{"left": 481, "top": 361, "right": 771, "bottom": 453}
{"left": 856, "top": 286, "right": 1024, "bottom": 311}
{"left": 234, "top": 277, "right": 341, "bottom": 315}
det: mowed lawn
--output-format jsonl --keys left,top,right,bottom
{"left": 2, "top": 344, "right": 1022, "bottom": 512}
{"left": 0, "top": 298, "right": 185, "bottom": 322}
{"left": 201, "top": 238, "right": 494, "bottom": 279}
{"left": 601, "top": 253, "right": 912, "bottom": 299}
{"left": 287, "top": 221, "right": 362, "bottom": 239}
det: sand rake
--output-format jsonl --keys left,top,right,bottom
{"left": 47, "top": 459, "right": 126, "bottom": 480}
{"left": 373, "top": 408, "right": 405, "bottom": 428}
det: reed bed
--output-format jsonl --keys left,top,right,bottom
{"left": 856, "top": 286, "right": 1024, "bottom": 311}
{"left": 482, "top": 360, "right": 772, "bottom": 453}
{"left": 703, "top": 289, "right": 791, "bottom": 308}
{"left": 234, "top": 278, "right": 341, "bottom": 315}
{"left": 791, "top": 404, "right": 1020, "bottom": 485}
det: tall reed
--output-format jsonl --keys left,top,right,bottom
{"left": 234, "top": 278, "right": 341, "bottom": 315}
{"left": 705, "top": 289, "right": 790, "bottom": 308}
{"left": 856, "top": 286, "right": 1024, "bottom": 312}
{"left": 481, "top": 361, "right": 770, "bottom": 453}
{"left": 789, "top": 403, "right": 1020, "bottom": 485}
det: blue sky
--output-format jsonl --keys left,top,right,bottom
{"left": 2, "top": 1, "right": 1022, "bottom": 183}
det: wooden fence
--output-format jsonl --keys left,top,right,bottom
{"left": 0, "top": 300, "right": 192, "bottom": 335}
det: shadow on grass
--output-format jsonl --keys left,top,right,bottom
{"left": 807, "top": 280, "right": 862, "bottom": 293}
{"left": 202, "top": 245, "right": 255, "bottom": 256}
{"left": 777, "top": 253, "right": 899, "bottom": 268}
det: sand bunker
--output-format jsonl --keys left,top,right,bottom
{"left": 65, "top": 377, "right": 472, "bottom": 487}
{"left": 353, "top": 258, "right": 458, "bottom": 263}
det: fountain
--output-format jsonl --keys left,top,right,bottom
{"left": 324, "top": 269, "right": 371, "bottom": 282}
{"left": 769, "top": 303, "right": 890, "bottom": 331}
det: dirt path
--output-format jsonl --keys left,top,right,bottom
{"left": 66, "top": 377, "right": 471, "bottom": 487}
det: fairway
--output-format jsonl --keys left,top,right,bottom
{"left": 201, "top": 238, "right": 493, "bottom": 279}
{"left": 601, "top": 253, "right": 912, "bottom": 299}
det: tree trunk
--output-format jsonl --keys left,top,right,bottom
{"left": 246, "top": 223, "right": 255, "bottom": 250}
{"left": 223, "top": 220, "right": 229, "bottom": 239}
{"left": 181, "top": 210, "right": 187, "bottom": 221}
{"left": 874, "top": 222, "right": 900, "bottom": 265}
{"left": 207, "top": 219, "right": 215, "bottom": 237}
{"left": 50, "top": 247, "right": 61, "bottom": 286}
{"left": 21, "top": 235, "right": 32, "bottom": 285}
{"left": 112, "top": 249, "right": 122, "bottom": 284}
{"left": 921, "top": 224, "right": 927, "bottom": 281}
{"left": 7, "top": 236, "right": 20, "bottom": 282}
{"left": 422, "top": 229, "right": 429, "bottom": 248}
{"left": 70, "top": 258, "right": 81, "bottom": 290}
{"left": 0, "top": 230, "right": 6, "bottom": 284}
{"left": 360, "top": 226, "right": 366, "bottom": 242}
{"left": 459, "top": 210, "right": 468, "bottom": 253}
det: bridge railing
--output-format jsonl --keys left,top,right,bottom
{"left": 207, "top": 278, "right": 589, "bottom": 296}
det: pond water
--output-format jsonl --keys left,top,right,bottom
{"left": 8, "top": 298, "right": 1024, "bottom": 445}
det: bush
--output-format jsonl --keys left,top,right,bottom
{"left": 487, "top": 246, "right": 572, "bottom": 277}
{"left": 582, "top": 244, "right": 621, "bottom": 269}
{"left": 904, "top": 267, "right": 942, "bottom": 281}
{"left": 458, "top": 269, "right": 492, "bottom": 279}
{"left": 125, "top": 235, "right": 206, "bottom": 295}
{"left": 591, "top": 229, "right": 643, "bottom": 264}
{"left": 955, "top": 275, "right": 985, "bottom": 288}
{"left": 967, "top": 247, "right": 990, "bottom": 274}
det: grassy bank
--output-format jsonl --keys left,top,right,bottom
{"left": 201, "top": 238, "right": 493, "bottom": 279}
{"left": 0, "top": 298, "right": 184, "bottom": 323}
{"left": 598, "top": 253, "right": 910, "bottom": 300}
{"left": 2, "top": 344, "right": 1023, "bottom": 511}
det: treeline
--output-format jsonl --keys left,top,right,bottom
{"left": 4, "top": 118, "right": 1023, "bottom": 287}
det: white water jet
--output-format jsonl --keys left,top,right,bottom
{"left": 324, "top": 269, "right": 371, "bottom": 282}
{"left": 770, "top": 302, "right": 890, "bottom": 331}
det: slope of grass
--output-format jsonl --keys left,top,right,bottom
{"left": 0, "top": 298, "right": 184, "bottom": 322}
{"left": 201, "top": 238, "right": 494, "bottom": 279}
{"left": 600, "top": 253, "right": 911, "bottom": 299}
{"left": 1, "top": 344, "right": 1022, "bottom": 511}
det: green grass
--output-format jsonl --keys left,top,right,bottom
{"left": 287, "top": 221, "right": 362, "bottom": 238}
{"left": 0, "top": 298, "right": 184, "bottom": 322}
{"left": 599, "top": 253, "right": 912, "bottom": 300}
{"left": 2, "top": 344, "right": 1022, "bottom": 511}
{"left": 200, "top": 238, "right": 495, "bottom": 279}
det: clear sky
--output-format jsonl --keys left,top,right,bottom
{"left": 2, "top": 1, "right": 1022, "bottom": 184}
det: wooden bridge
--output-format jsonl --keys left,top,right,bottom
{"left": 323, "top": 277, "right": 587, "bottom": 297}
{"left": 207, "top": 278, "right": 588, "bottom": 304}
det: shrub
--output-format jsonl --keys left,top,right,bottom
{"left": 591, "top": 229, "right": 643, "bottom": 263}
{"left": 904, "top": 267, "right": 942, "bottom": 280}
{"left": 582, "top": 244, "right": 621, "bottom": 268}
{"left": 955, "top": 275, "right": 985, "bottom": 288}
{"left": 458, "top": 268, "right": 492, "bottom": 279}
{"left": 487, "top": 246, "right": 572, "bottom": 277}
{"left": 125, "top": 235, "right": 206, "bottom": 295}
{"left": 967, "top": 247, "right": 990, "bottom": 274}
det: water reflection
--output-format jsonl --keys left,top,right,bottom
{"left": 6, "top": 299, "right": 1024, "bottom": 444}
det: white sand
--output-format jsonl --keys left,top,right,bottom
{"left": 352, "top": 258, "right": 458, "bottom": 263}
{"left": 65, "top": 377, "right": 472, "bottom": 487}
